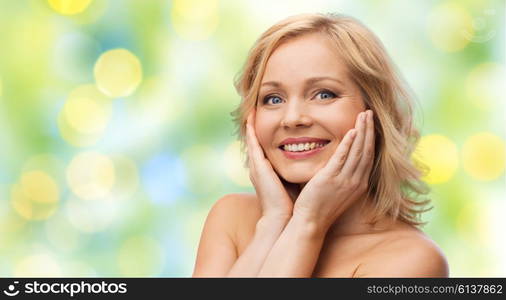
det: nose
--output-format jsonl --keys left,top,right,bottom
{"left": 280, "top": 100, "right": 312, "bottom": 128}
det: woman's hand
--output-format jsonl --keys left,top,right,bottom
{"left": 293, "top": 110, "right": 376, "bottom": 231}
{"left": 246, "top": 109, "right": 295, "bottom": 220}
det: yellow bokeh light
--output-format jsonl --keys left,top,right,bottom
{"left": 117, "top": 235, "right": 165, "bottom": 276}
{"left": 462, "top": 132, "right": 505, "bottom": 181}
{"left": 11, "top": 171, "right": 60, "bottom": 220}
{"left": 223, "top": 141, "right": 252, "bottom": 187}
{"left": 171, "top": 0, "right": 220, "bottom": 40}
{"left": 58, "top": 111, "right": 101, "bottom": 147}
{"left": 47, "top": 0, "right": 108, "bottom": 25}
{"left": 58, "top": 85, "right": 111, "bottom": 147}
{"left": 94, "top": 49, "right": 143, "bottom": 98}
{"left": 65, "top": 96, "right": 108, "bottom": 134}
{"left": 64, "top": 92, "right": 111, "bottom": 135}
{"left": 412, "top": 134, "right": 459, "bottom": 184}
{"left": 14, "top": 253, "right": 62, "bottom": 277}
{"left": 47, "top": 0, "right": 93, "bottom": 15}
{"left": 20, "top": 171, "right": 59, "bottom": 204}
{"left": 66, "top": 151, "right": 115, "bottom": 200}
{"left": 427, "top": 3, "right": 473, "bottom": 52}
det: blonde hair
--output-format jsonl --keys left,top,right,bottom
{"left": 230, "top": 12, "right": 431, "bottom": 226}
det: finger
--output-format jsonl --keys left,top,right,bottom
{"left": 321, "top": 128, "right": 357, "bottom": 175}
{"left": 340, "top": 111, "right": 367, "bottom": 175}
{"left": 245, "top": 110, "right": 267, "bottom": 167}
{"left": 354, "top": 110, "right": 375, "bottom": 178}
{"left": 245, "top": 112, "right": 257, "bottom": 170}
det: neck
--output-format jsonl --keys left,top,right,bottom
{"left": 326, "top": 194, "right": 380, "bottom": 236}
{"left": 296, "top": 182, "right": 386, "bottom": 236}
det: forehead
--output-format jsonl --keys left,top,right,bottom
{"left": 261, "top": 32, "right": 347, "bottom": 83}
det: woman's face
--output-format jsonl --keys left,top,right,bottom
{"left": 255, "top": 32, "right": 366, "bottom": 184}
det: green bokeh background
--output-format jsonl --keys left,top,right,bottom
{"left": 0, "top": 0, "right": 504, "bottom": 277}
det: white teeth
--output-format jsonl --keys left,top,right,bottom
{"left": 282, "top": 142, "right": 328, "bottom": 152}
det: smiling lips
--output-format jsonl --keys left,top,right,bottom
{"left": 278, "top": 137, "right": 331, "bottom": 160}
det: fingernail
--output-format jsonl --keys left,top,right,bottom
{"left": 361, "top": 112, "right": 366, "bottom": 121}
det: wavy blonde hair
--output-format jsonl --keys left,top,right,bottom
{"left": 230, "top": 13, "right": 431, "bottom": 226}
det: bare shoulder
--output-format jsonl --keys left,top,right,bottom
{"left": 214, "top": 192, "right": 261, "bottom": 216}
{"left": 357, "top": 224, "right": 449, "bottom": 277}
{"left": 192, "top": 192, "right": 260, "bottom": 277}
{"left": 224, "top": 192, "right": 262, "bottom": 222}
{"left": 211, "top": 193, "right": 261, "bottom": 231}
{"left": 214, "top": 193, "right": 262, "bottom": 251}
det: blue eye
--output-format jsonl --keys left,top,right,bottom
{"left": 263, "top": 95, "right": 283, "bottom": 105}
{"left": 262, "top": 90, "right": 338, "bottom": 105}
{"left": 316, "top": 90, "right": 337, "bottom": 100}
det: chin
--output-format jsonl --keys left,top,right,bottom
{"left": 274, "top": 163, "right": 322, "bottom": 184}
{"left": 267, "top": 150, "right": 329, "bottom": 184}
{"left": 280, "top": 173, "right": 311, "bottom": 184}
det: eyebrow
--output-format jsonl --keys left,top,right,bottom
{"left": 260, "top": 76, "right": 344, "bottom": 88}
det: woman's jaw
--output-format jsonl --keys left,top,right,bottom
{"left": 272, "top": 157, "right": 327, "bottom": 184}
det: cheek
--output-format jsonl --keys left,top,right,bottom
{"left": 319, "top": 97, "right": 365, "bottom": 134}
{"left": 320, "top": 114, "right": 357, "bottom": 141}
{"left": 254, "top": 117, "right": 274, "bottom": 148}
